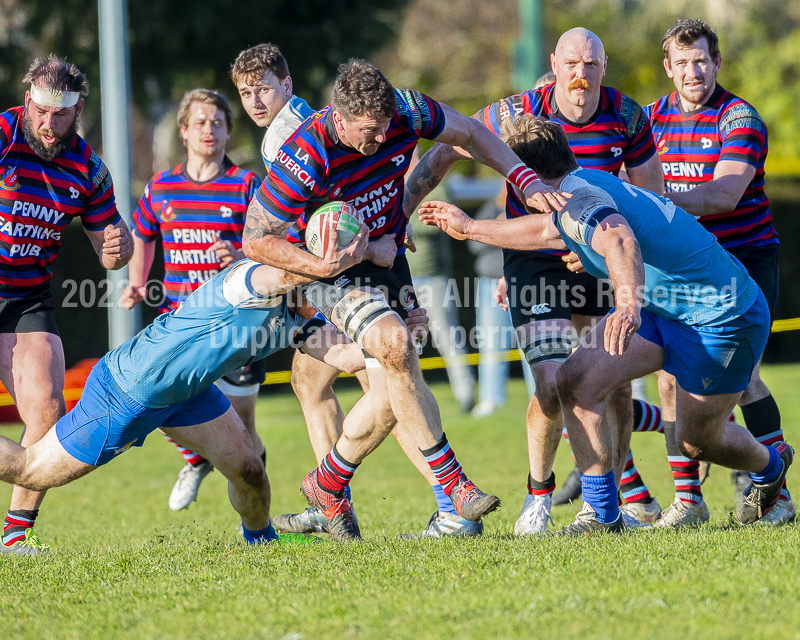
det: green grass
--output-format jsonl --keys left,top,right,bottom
{"left": 2, "top": 366, "right": 800, "bottom": 639}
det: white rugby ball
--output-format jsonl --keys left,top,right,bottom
{"left": 305, "top": 201, "right": 363, "bottom": 258}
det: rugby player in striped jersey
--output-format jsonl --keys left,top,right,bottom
{"left": 244, "top": 59, "right": 566, "bottom": 542}
{"left": 121, "top": 89, "right": 265, "bottom": 512}
{"left": 0, "top": 56, "right": 133, "bottom": 554}
{"left": 403, "top": 28, "right": 667, "bottom": 535}
{"left": 645, "top": 19, "right": 794, "bottom": 526}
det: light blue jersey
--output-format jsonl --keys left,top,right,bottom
{"left": 553, "top": 168, "right": 757, "bottom": 327}
{"left": 261, "top": 95, "right": 315, "bottom": 171}
{"left": 105, "top": 260, "right": 300, "bottom": 408}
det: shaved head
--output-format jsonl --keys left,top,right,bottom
{"left": 554, "top": 27, "right": 605, "bottom": 61}
{"left": 549, "top": 27, "right": 607, "bottom": 120}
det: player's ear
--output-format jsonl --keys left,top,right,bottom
{"left": 75, "top": 98, "right": 85, "bottom": 119}
{"left": 663, "top": 57, "right": 673, "bottom": 78}
{"left": 179, "top": 125, "right": 188, "bottom": 142}
{"left": 283, "top": 75, "right": 293, "bottom": 97}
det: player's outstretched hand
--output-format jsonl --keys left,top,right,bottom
{"left": 365, "top": 233, "right": 397, "bottom": 269}
{"left": 120, "top": 284, "right": 147, "bottom": 310}
{"left": 324, "top": 222, "right": 369, "bottom": 274}
{"left": 493, "top": 276, "right": 509, "bottom": 312}
{"left": 418, "top": 200, "right": 472, "bottom": 241}
{"left": 562, "top": 251, "right": 585, "bottom": 273}
{"left": 102, "top": 224, "right": 134, "bottom": 263}
{"left": 604, "top": 305, "right": 640, "bottom": 356}
{"left": 404, "top": 306, "right": 429, "bottom": 342}
{"left": 210, "top": 239, "right": 245, "bottom": 268}
{"left": 523, "top": 181, "right": 571, "bottom": 214}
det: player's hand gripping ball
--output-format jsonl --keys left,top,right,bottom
{"left": 305, "top": 201, "right": 363, "bottom": 258}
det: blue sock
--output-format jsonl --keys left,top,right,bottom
{"left": 242, "top": 523, "right": 279, "bottom": 545}
{"left": 581, "top": 472, "right": 619, "bottom": 524}
{"left": 749, "top": 446, "right": 783, "bottom": 485}
{"left": 344, "top": 485, "right": 352, "bottom": 501}
{"left": 431, "top": 484, "right": 459, "bottom": 516}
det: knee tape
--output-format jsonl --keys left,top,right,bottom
{"left": 335, "top": 293, "right": 395, "bottom": 348}
{"left": 519, "top": 332, "right": 574, "bottom": 365}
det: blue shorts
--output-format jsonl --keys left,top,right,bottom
{"left": 637, "top": 290, "right": 769, "bottom": 396}
{"left": 56, "top": 359, "right": 230, "bottom": 466}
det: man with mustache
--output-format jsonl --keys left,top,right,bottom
{"left": 403, "top": 27, "right": 665, "bottom": 536}
{"left": 0, "top": 55, "right": 133, "bottom": 554}
{"left": 645, "top": 19, "right": 794, "bottom": 525}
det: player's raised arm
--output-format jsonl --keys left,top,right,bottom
{"left": 430, "top": 103, "right": 569, "bottom": 214}
{"left": 418, "top": 200, "right": 565, "bottom": 251}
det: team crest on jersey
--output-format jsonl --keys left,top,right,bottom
{"left": 160, "top": 200, "right": 177, "bottom": 222}
{"left": 657, "top": 139, "right": 669, "bottom": 156}
{"left": 0, "top": 166, "right": 20, "bottom": 191}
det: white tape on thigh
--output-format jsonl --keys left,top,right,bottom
{"left": 518, "top": 332, "right": 574, "bottom": 364}
{"left": 364, "top": 357, "right": 383, "bottom": 370}
{"left": 338, "top": 293, "right": 394, "bottom": 348}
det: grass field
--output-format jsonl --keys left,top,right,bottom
{"left": 1, "top": 366, "right": 800, "bottom": 639}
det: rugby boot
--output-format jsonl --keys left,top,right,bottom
{"left": 753, "top": 495, "right": 796, "bottom": 526}
{"left": 553, "top": 503, "right": 625, "bottom": 536}
{"left": 736, "top": 443, "right": 794, "bottom": 526}
{"left": 552, "top": 465, "right": 581, "bottom": 506}
{"left": 654, "top": 496, "right": 710, "bottom": 528}
{"left": 169, "top": 460, "right": 213, "bottom": 511}
{"left": 399, "top": 511, "right": 483, "bottom": 540}
{"left": 448, "top": 476, "right": 500, "bottom": 522}
{"left": 0, "top": 528, "right": 50, "bottom": 556}
{"left": 620, "top": 497, "right": 662, "bottom": 525}
{"left": 273, "top": 507, "right": 328, "bottom": 534}
{"left": 300, "top": 470, "right": 360, "bottom": 542}
{"left": 514, "top": 493, "right": 554, "bottom": 535}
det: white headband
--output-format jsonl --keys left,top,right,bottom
{"left": 29, "top": 84, "right": 79, "bottom": 108}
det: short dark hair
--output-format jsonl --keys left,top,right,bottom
{"left": 231, "top": 43, "right": 290, "bottom": 86}
{"left": 662, "top": 19, "right": 720, "bottom": 62}
{"left": 22, "top": 54, "right": 89, "bottom": 95}
{"left": 500, "top": 116, "right": 578, "bottom": 179}
{"left": 331, "top": 59, "right": 396, "bottom": 122}
{"left": 177, "top": 88, "right": 234, "bottom": 133}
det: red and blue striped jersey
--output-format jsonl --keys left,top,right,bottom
{"left": 0, "top": 106, "right": 120, "bottom": 297}
{"left": 133, "top": 159, "right": 260, "bottom": 309}
{"left": 474, "top": 84, "right": 656, "bottom": 256}
{"left": 645, "top": 84, "right": 776, "bottom": 250}
{"left": 255, "top": 89, "right": 446, "bottom": 249}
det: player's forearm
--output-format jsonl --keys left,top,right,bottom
{"left": 666, "top": 177, "right": 744, "bottom": 216}
{"left": 127, "top": 236, "right": 154, "bottom": 287}
{"left": 403, "top": 144, "right": 463, "bottom": 216}
{"left": 242, "top": 234, "right": 337, "bottom": 279}
{"left": 604, "top": 235, "right": 644, "bottom": 312}
{"left": 463, "top": 215, "right": 564, "bottom": 251}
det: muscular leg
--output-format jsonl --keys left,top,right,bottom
{"left": 0, "top": 332, "right": 66, "bottom": 545}
{"left": 162, "top": 406, "right": 270, "bottom": 531}
{"left": 227, "top": 392, "right": 264, "bottom": 458}
{"left": 0, "top": 426, "right": 93, "bottom": 492}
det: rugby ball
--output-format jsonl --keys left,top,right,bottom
{"left": 305, "top": 201, "right": 363, "bottom": 258}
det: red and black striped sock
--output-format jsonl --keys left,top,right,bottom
{"left": 528, "top": 472, "right": 555, "bottom": 496}
{"left": 317, "top": 445, "right": 359, "bottom": 494}
{"left": 3, "top": 508, "right": 37, "bottom": 546}
{"left": 421, "top": 434, "right": 465, "bottom": 496}
{"left": 620, "top": 451, "right": 653, "bottom": 504}
{"left": 632, "top": 399, "right": 663, "bottom": 433}
{"left": 664, "top": 421, "right": 702, "bottom": 504}
{"left": 163, "top": 434, "right": 206, "bottom": 466}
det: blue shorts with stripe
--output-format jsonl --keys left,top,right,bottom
{"left": 637, "top": 289, "right": 769, "bottom": 396}
{"left": 56, "top": 359, "right": 230, "bottom": 466}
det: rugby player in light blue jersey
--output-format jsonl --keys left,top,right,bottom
{"left": 418, "top": 116, "right": 793, "bottom": 534}
{"left": 0, "top": 226, "right": 369, "bottom": 548}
